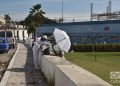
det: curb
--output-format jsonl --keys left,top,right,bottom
{"left": 0, "top": 44, "right": 20, "bottom": 86}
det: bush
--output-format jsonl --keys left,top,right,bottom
{"left": 71, "top": 44, "right": 120, "bottom": 52}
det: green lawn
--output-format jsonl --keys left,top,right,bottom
{"left": 65, "top": 52, "right": 120, "bottom": 86}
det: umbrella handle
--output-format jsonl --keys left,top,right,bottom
{"left": 56, "top": 38, "right": 65, "bottom": 44}
{"left": 52, "top": 45, "right": 58, "bottom": 56}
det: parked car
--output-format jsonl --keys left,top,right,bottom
{"left": 0, "top": 30, "right": 15, "bottom": 48}
{"left": 0, "top": 37, "right": 9, "bottom": 53}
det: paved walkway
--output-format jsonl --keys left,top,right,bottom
{"left": 3, "top": 43, "right": 48, "bottom": 86}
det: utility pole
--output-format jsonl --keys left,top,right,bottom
{"left": 91, "top": 3, "right": 93, "bottom": 21}
{"left": 109, "top": 0, "right": 112, "bottom": 13}
{"left": 62, "top": 0, "right": 63, "bottom": 23}
{"left": 106, "top": 6, "right": 109, "bottom": 20}
{"left": 61, "top": 0, "right": 64, "bottom": 29}
{"left": 17, "top": 21, "right": 19, "bottom": 41}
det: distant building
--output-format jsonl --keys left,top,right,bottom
{"left": 14, "top": 25, "right": 28, "bottom": 41}
{"left": 37, "top": 20, "right": 120, "bottom": 45}
{"left": 0, "top": 24, "right": 28, "bottom": 41}
{"left": 0, "top": 17, "right": 5, "bottom": 25}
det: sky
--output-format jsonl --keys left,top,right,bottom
{"left": 0, "top": 0, "right": 120, "bottom": 22}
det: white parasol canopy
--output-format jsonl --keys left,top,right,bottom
{"left": 53, "top": 28, "right": 71, "bottom": 52}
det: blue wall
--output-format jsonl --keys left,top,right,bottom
{"left": 37, "top": 20, "right": 120, "bottom": 44}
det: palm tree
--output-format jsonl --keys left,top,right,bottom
{"left": 31, "top": 4, "right": 45, "bottom": 26}
{"left": 25, "top": 4, "right": 45, "bottom": 35}
{"left": 4, "top": 14, "right": 11, "bottom": 23}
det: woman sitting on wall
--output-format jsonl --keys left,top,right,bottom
{"left": 48, "top": 35, "right": 65, "bottom": 58}
{"left": 40, "top": 35, "right": 50, "bottom": 55}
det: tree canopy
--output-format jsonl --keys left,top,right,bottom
{"left": 44, "top": 17, "right": 57, "bottom": 24}
{"left": 24, "top": 4, "right": 45, "bottom": 34}
{"left": 4, "top": 14, "right": 11, "bottom": 23}
{"left": 24, "top": 3, "right": 64, "bottom": 35}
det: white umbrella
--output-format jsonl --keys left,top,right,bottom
{"left": 53, "top": 28, "right": 71, "bottom": 52}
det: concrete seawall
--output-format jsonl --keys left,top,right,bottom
{"left": 40, "top": 55, "right": 111, "bottom": 86}
{"left": 26, "top": 38, "right": 112, "bottom": 86}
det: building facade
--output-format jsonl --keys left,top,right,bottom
{"left": 37, "top": 20, "right": 120, "bottom": 45}
{"left": 0, "top": 17, "right": 5, "bottom": 25}
{"left": 0, "top": 25, "right": 28, "bottom": 41}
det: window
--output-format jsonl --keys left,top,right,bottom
{"left": 7, "top": 31, "right": 12, "bottom": 37}
{"left": 0, "top": 39, "right": 5, "bottom": 43}
{"left": 0, "top": 31, "right": 12, "bottom": 37}
{"left": 0, "top": 31, "right": 5, "bottom": 37}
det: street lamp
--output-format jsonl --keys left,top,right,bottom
{"left": 93, "top": 30, "right": 97, "bottom": 52}
{"left": 92, "top": 30, "right": 97, "bottom": 62}
{"left": 88, "top": 28, "right": 96, "bottom": 52}
{"left": 92, "top": 31, "right": 97, "bottom": 53}
{"left": 88, "top": 28, "right": 97, "bottom": 62}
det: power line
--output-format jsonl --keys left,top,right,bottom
{"left": 48, "top": 15, "right": 90, "bottom": 19}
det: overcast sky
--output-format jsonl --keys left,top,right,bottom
{"left": 0, "top": 0, "right": 120, "bottom": 22}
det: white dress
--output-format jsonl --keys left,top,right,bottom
{"left": 32, "top": 37, "right": 41, "bottom": 69}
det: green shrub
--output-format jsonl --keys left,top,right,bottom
{"left": 71, "top": 44, "right": 120, "bottom": 52}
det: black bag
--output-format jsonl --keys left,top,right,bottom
{"left": 42, "top": 47, "right": 50, "bottom": 55}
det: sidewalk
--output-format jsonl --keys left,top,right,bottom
{"left": 1, "top": 43, "right": 47, "bottom": 86}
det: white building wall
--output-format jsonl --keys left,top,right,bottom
{"left": 14, "top": 29, "right": 28, "bottom": 41}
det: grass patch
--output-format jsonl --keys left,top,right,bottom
{"left": 65, "top": 52, "right": 120, "bottom": 86}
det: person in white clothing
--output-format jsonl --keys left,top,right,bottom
{"left": 32, "top": 36, "right": 41, "bottom": 69}
{"left": 32, "top": 35, "right": 50, "bottom": 69}
{"left": 40, "top": 35, "right": 50, "bottom": 55}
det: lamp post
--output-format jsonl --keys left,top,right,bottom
{"left": 92, "top": 29, "right": 96, "bottom": 52}
{"left": 92, "top": 33, "right": 96, "bottom": 52}
{"left": 88, "top": 28, "right": 96, "bottom": 52}
{"left": 92, "top": 30, "right": 97, "bottom": 62}
{"left": 88, "top": 28, "right": 97, "bottom": 62}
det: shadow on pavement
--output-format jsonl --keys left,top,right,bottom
{"left": 7, "top": 43, "right": 48, "bottom": 86}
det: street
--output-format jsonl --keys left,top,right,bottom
{"left": 0, "top": 48, "right": 16, "bottom": 81}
